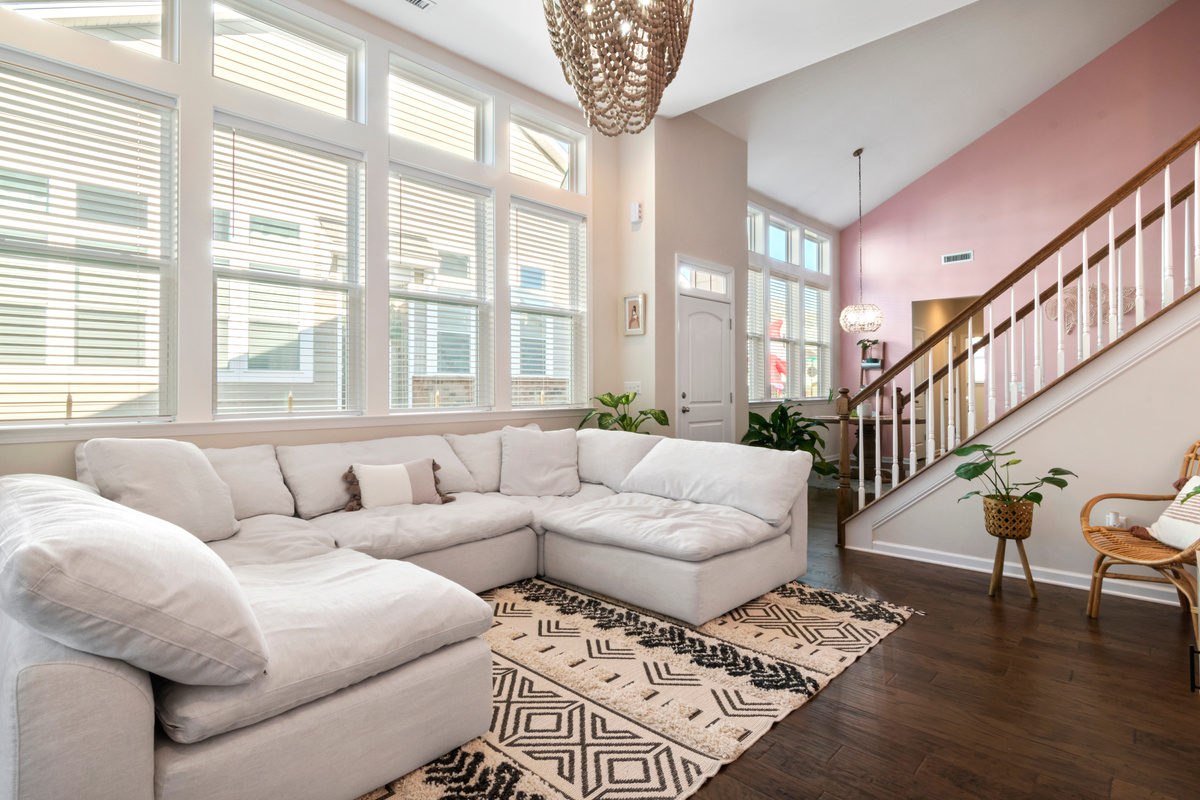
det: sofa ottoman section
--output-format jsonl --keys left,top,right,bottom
{"left": 155, "top": 550, "right": 492, "bottom": 744}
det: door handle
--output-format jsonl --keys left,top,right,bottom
{"left": 681, "top": 406, "right": 691, "bottom": 413}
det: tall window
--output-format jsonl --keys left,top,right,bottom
{"left": 389, "top": 60, "right": 487, "bottom": 162}
{"left": 0, "top": 1, "right": 167, "bottom": 58}
{"left": 0, "top": 63, "right": 173, "bottom": 424}
{"left": 509, "top": 203, "right": 586, "bottom": 407}
{"left": 389, "top": 171, "right": 492, "bottom": 410}
{"left": 510, "top": 110, "right": 583, "bottom": 193}
{"left": 748, "top": 204, "right": 834, "bottom": 401}
{"left": 213, "top": 125, "right": 362, "bottom": 416}
{"left": 213, "top": 1, "right": 361, "bottom": 119}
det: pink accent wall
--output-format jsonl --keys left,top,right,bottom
{"left": 838, "top": 0, "right": 1200, "bottom": 394}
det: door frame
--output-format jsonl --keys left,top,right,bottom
{"left": 674, "top": 254, "right": 735, "bottom": 442}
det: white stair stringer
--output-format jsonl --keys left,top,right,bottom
{"left": 843, "top": 292, "right": 1200, "bottom": 606}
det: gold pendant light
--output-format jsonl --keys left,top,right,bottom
{"left": 840, "top": 147, "right": 884, "bottom": 333}
{"left": 543, "top": 0, "right": 693, "bottom": 137}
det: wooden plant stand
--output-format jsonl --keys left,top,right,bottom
{"left": 983, "top": 496, "right": 1037, "bottom": 599}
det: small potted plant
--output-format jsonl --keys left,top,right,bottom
{"left": 578, "top": 391, "right": 668, "bottom": 433}
{"left": 858, "top": 338, "right": 882, "bottom": 369}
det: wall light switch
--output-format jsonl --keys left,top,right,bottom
{"left": 630, "top": 202, "right": 642, "bottom": 224}
{"left": 624, "top": 381, "right": 641, "bottom": 394}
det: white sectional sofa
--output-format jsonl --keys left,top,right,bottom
{"left": 0, "top": 426, "right": 811, "bottom": 800}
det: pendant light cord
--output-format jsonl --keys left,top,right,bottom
{"left": 856, "top": 148, "right": 864, "bottom": 305}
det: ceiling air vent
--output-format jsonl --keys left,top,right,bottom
{"left": 942, "top": 250, "right": 974, "bottom": 265}
{"left": 403, "top": 0, "right": 436, "bottom": 9}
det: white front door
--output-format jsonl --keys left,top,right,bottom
{"left": 676, "top": 293, "right": 733, "bottom": 441}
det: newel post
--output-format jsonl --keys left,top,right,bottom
{"left": 836, "top": 387, "right": 852, "bottom": 548}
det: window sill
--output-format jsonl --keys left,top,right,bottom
{"left": 0, "top": 406, "right": 590, "bottom": 444}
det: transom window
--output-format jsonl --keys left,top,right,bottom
{"left": 510, "top": 109, "right": 584, "bottom": 193}
{"left": 0, "top": 0, "right": 168, "bottom": 58}
{"left": 389, "top": 59, "right": 488, "bottom": 162}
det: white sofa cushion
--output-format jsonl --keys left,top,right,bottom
{"left": 620, "top": 439, "right": 812, "bottom": 525}
{"left": 309, "top": 493, "right": 534, "bottom": 560}
{"left": 202, "top": 444, "right": 295, "bottom": 520}
{"left": 155, "top": 550, "right": 492, "bottom": 743}
{"left": 540, "top": 492, "right": 784, "bottom": 561}
{"left": 275, "top": 436, "right": 476, "bottom": 519}
{"left": 0, "top": 474, "right": 268, "bottom": 686}
{"left": 444, "top": 423, "right": 540, "bottom": 493}
{"left": 206, "top": 515, "right": 337, "bottom": 568}
{"left": 576, "top": 428, "right": 663, "bottom": 491}
{"left": 484, "top": 482, "right": 616, "bottom": 534}
{"left": 500, "top": 427, "right": 580, "bottom": 497}
{"left": 81, "top": 438, "right": 240, "bottom": 542}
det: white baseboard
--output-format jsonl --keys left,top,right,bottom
{"left": 853, "top": 540, "right": 1182, "bottom": 606}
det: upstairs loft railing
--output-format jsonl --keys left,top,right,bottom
{"left": 835, "top": 122, "right": 1200, "bottom": 544}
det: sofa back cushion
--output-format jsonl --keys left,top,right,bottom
{"left": 619, "top": 439, "right": 812, "bottom": 525}
{"left": 203, "top": 444, "right": 295, "bottom": 520}
{"left": 444, "top": 423, "right": 540, "bottom": 493}
{"left": 576, "top": 428, "right": 663, "bottom": 491}
{"left": 275, "top": 436, "right": 476, "bottom": 519}
{"left": 500, "top": 427, "right": 580, "bottom": 497}
{"left": 0, "top": 474, "right": 269, "bottom": 686}
{"left": 80, "top": 438, "right": 240, "bottom": 542}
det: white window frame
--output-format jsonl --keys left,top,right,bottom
{"left": 389, "top": 55, "right": 493, "bottom": 164}
{"left": 748, "top": 202, "right": 835, "bottom": 403}
{"left": 510, "top": 107, "right": 587, "bottom": 195}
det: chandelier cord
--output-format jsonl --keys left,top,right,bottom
{"left": 857, "top": 148, "right": 863, "bottom": 305}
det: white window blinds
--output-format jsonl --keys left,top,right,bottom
{"left": 509, "top": 202, "right": 586, "bottom": 407}
{"left": 389, "top": 171, "right": 492, "bottom": 410}
{"left": 0, "top": 62, "right": 173, "bottom": 424}
{"left": 213, "top": 125, "right": 362, "bottom": 417}
{"left": 213, "top": 2, "right": 359, "bottom": 119}
{"left": 804, "top": 285, "right": 831, "bottom": 398}
{"left": 747, "top": 267, "right": 764, "bottom": 402}
{"left": 0, "top": 1, "right": 165, "bottom": 58}
{"left": 389, "top": 65, "right": 483, "bottom": 162}
{"left": 769, "top": 274, "right": 803, "bottom": 400}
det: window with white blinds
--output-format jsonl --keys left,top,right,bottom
{"left": 804, "top": 285, "right": 831, "bottom": 398}
{"left": 213, "top": 1, "right": 360, "bottom": 119}
{"left": 0, "top": 62, "right": 173, "bottom": 424}
{"left": 389, "top": 171, "right": 492, "bottom": 410}
{"left": 768, "top": 274, "right": 803, "bottom": 400}
{"left": 389, "top": 61, "right": 485, "bottom": 162}
{"left": 509, "top": 202, "right": 586, "bottom": 407}
{"left": 747, "top": 267, "right": 764, "bottom": 402}
{"left": 511, "top": 111, "right": 580, "bottom": 192}
{"left": 1, "top": 1, "right": 166, "bottom": 57}
{"left": 213, "top": 125, "right": 362, "bottom": 417}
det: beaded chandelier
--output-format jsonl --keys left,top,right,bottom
{"left": 840, "top": 147, "right": 884, "bottom": 333}
{"left": 543, "top": 0, "right": 694, "bottom": 137}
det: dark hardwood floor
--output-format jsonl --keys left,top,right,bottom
{"left": 695, "top": 488, "right": 1200, "bottom": 800}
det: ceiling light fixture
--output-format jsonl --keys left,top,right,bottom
{"left": 840, "top": 147, "right": 884, "bottom": 333}
{"left": 543, "top": 0, "right": 693, "bottom": 137}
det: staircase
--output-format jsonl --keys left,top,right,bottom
{"left": 835, "top": 123, "right": 1200, "bottom": 544}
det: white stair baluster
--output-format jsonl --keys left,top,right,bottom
{"left": 1164, "top": 164, "right": 1174, "bottom": 306}
{"left": 1135, "top": 186, "right": 1145, "bottom": 324}
{"left": 1057, "top": 249, "right": 1065, "bottom": 377}
{"left": 1194, "top": 143, "right": 1199, "bottom": 287}
{"left": 908, "top": 364, "right": 918, "bottom": 474}
{"left": 1020, "top": 317, "right": 1027, "bottom": 400}
{"left": 967, "top": 316, "right": 976, "bottom": 436}
{"left": 946, "top": 336, "right": 956, "bottom": 449}
{"left": 938, "top": 381, "right": 944, "bottom": 457}
{"left": 1080, "top": 230, "right": 1089, "bottom": 360}
{"left": 1117, "top": 247, "right": 1125, "bottom": 338}
{"left": 1009, "top": 288, "right": 1018, "bottom": 408}
{"left": 874, "top": 388, "right": 883, "bottom": 498}
{"left": 985, "top": 305, "right": 996, "bottom": 424}
{"left": 1185, "top": 196, "right": 1193, "bottom": 295}
{"left": 926, "top": 350, "right": 936, "bottom": 462}
{"left": 891, "top": 383, "right": 899, "bottom": 492}
{"left": 1033, "top": 266, "right": 1043, "bottom": 391}
{"left": 1108, "top": 210, "right": 1117, "bottom": 345}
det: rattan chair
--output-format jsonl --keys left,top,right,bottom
{"left": 1080, "top": 440, "right": 1200, "bottom": 645}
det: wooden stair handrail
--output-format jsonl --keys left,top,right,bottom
{"left": 903, "top": 179, "right": 1196, "bottom": 403}
{"left": 850, "top": 121, "right": 1200, "bottom": 408}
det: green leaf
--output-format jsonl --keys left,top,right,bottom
{"left": 957, "top": 490, "right": 982, "bottom": 503}
{"left": 577, "top": 409, "right": 599, "bottom": 429}
{"left": 1024, "top": 491, "right": 1043, "bottom": 506}
{"left": 1000, "top": 459, "right": 1022, "bottom": 468}
{"left": 955, "top": 462, "right": 990, "bottom": 481}
{"left": 596, "top": 412, "right": 617, "bottom": 429}
{"left": 645, "top": 408, "right": 669, "bottom": 427}
{"left": 953, "top": 444, "right": 992, "bottom": 456}
{"left": 1047, "top": 467, "right": 1077, "bottom": 477}
{"left": 747, "top": 411, "right": 768, "bottom": 428}
{"left": 1042, "top": 476, "right": 1069, "bottom": 489}
{"left": 617, "top": 391, "right": 637, "bottom": 407}
{"left": 813, "top": 460, "right": 838, "bottom": 477}
{"left": 1181, "top": 486, "right": 1200, "bottom": 504}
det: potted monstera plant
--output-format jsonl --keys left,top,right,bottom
{"left": 953, "top": 443, "right": 1076, "bottom": 539}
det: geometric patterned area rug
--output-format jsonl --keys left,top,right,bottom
{"left": 360, "top": 578, "right": 915, "bottom": 800}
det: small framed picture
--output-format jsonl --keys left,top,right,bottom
{"left": 624, "top": 293, "right": 645, "bottom": 336}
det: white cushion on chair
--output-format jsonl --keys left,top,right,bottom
{"left": 1149, "top": 476, "right": 1200, "bottom": 550}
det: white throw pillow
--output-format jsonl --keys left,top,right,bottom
{"left": 445, "top": 424, "right": 541, "bottom": 493}
{"left": 500, "top": 427, "right": 580, "bottom": 497}
{"left": 620, "top": 439, "right": 812, "bottom": 525}
{"left": 81, "top": 438, "right": 240, "bottom": 542}
{"left": 351, "top": 459, "right": 446, "bottom": 510}
{"left": 0, "top": 474, "right": 269, "bottom": 686}
{"left": 203, "top": 444, "right": 295, "bottom": 520}
{"left": 576, "top": 428, "right": 664, "bottom": 491}
{"left": 1149, "top": 475, "right": 1200, "bottom": 550}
